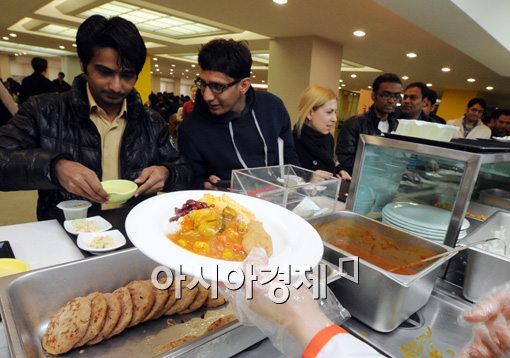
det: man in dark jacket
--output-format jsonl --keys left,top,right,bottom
{"left": 52, "top": 72, "right": 72, "bottom": 93}
{"left": 397, "top": 82, "right": 444, "bottom": 123}
{"left": 0, "top": 15, "right": 190, "bottom": 220}
{"left": 178, "top": 39, "right": 300, "bottom": 189}
{"left": 18, "top": 57, "right": 54, "bottom": 104}
{"left": 335, "top": 73, "right": 402, "bottom": 176}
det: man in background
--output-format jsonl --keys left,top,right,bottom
{"left": 398, "top": 82, "right": 444, "bottom": 123}
{"left": 52, "top": 72, "right": 72, "bottom": 93}
{"left": 491, "top": 109, "right": 510, "bottom": 138}
{"left": 178, "top": 39, "right": 299, "bottom": 189}
{"left": 447, "top": 98, "right": 491, "bottom": 139}
{"left": 335, "top": 73, "right": 402, "bottom": 176}
{"left": 19, "top": 57, "right": 54, "bottom": 104}
{"left": 422, "top": 88, "right": 446, "bottom": 124}
{"left": 0, "top": 15, "right": 190, "bottom": 220}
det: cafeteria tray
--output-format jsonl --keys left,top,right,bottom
{"left": 0, "top": 248, "right": 265, "bottom": 357}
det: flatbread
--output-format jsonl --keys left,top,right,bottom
{"left": 41, "top": 296, "right": 92, "bottom": 355}
{"left": 153, "top": 335, "right": 197, "bottom": 356}
{"left": 88, "top": 292, "right": 121, "bottom": 345}
{"left": 179, "top": 284, "right": 208, "bottom": 314}
{"left": 164, "top": 279, "right": 198, "bottom": 316}
{"left": 107, "top": 286, "right": 133, "bottom": 338}
{"left": 242, "top": 220, "right": 273, "bottom": 256}
{"left": 206, "top": 291, "right": 227, "bottom": 308}
{"left": 143, "top": 280, "right": 169, "bottom": 321}
{"left": 207, "top": 314, "right": 236, "bottom": 332}
{"left": 74, "top": 292, "right": 107, "bottom": 348}
{"left": 126, "top": 280, "right": 155, "bottom": 327}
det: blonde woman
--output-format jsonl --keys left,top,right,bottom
{"left": 294, "top": 85, "right": 351, "bottom": 180}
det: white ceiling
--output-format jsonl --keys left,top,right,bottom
{"left": 1, "top": 0, "right": 509, "bottom": 107}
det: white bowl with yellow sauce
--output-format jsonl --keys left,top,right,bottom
{"left": 77, "top": 229, "right": 126, "bottom": 254}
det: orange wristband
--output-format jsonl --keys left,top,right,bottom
{"left": 302, "top": 324, "right": 347, "bottom": 358}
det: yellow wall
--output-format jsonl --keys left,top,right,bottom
{"left": 135, "top": 56, "right": 151, "bottom": 105}
{"left": 356, "top": 89, "right": 372, "bottom": 114}
{"left": 437, "top": 89, "right": 478, "bottom": 120}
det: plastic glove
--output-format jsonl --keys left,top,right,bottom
{"left": 460, "top": 285, "right": 510, "bottom": 357}
{"left": 220, "top": 248, "right": 350, "bottom": 358}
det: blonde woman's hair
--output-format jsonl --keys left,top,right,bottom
{"left": 295, "top": 85, "right": 337, "bottom": 137}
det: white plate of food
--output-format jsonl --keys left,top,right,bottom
{"left": 63, "top": 216, "right": 112, "bottom": 236}
{"left": 125, "top": 190, "right": 324, "bottom": 283}
{"left": 77, "top": 229, "right": 126, "bottom": 254}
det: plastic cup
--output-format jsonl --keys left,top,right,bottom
{"left": 56, "top": 200, "right": 92, "bottom": 220}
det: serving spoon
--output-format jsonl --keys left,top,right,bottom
{"left": 387, "top": 237, "right": 502, "bottom": 273}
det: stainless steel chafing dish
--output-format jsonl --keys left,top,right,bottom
{"left": 310, "top": 211, "right": 454, "bottom": 332}
{"left": 0, "top": 248, "right": 265, "bottom": 357}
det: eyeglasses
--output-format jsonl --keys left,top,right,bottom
{"left": 194, "top": 77, "right": 241, "bottom": 95}
{"left": 377, "top": 91, "right": 402, "bottom": 101}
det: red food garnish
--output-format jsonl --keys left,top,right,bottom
{"left": 169, "top": 200, "right": 213, "bottom": 222}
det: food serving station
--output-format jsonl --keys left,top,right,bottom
{"left": 0, "top": 134, "right": 509, "bottom": 357}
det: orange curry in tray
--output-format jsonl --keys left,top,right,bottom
{"left": 167, "top": 194, "right": 272, "bottom": 261}
{"left": 315, "top": 221, "right": 441, "bottom": 275}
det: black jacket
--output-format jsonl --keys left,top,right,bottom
{"left": 179, "top": 87, "right": 300, "bottom": 188}
{"left": 0, "top": 74, "right": 191, "bottom": 220}
{"left": 293, "top": 125, "right": 336, "bottom": 173}
{"left": 335, "top": 106, "right": 398, "bottom": 175}
{"left": 19, "top": 72, "right": 54, "bottom": 104}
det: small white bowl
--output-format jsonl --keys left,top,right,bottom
{"left": 63, "top": 216, "right": 112, "bottom": 235}
{"left": 56, "top": 200, "right": 92, "bottom": 220}
{"left": 77, "top": 230, "right": 126, "bottom": 254}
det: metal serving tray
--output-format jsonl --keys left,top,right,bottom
{"left": 0, "top": 248, "right": 265, "bottom": 357}
{"left": 310, "top": 211, "right": 454, "bottom": 333}
{"left": 463, "top": 211, "right": 510, "bottom": 302}
{"left": 479, "top": 189, "right": 510, "bottom": 211}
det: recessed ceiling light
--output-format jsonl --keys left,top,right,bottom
{"left": 9, "top": 33, "right": 16, "bottom": 38}
{"left": 402, "top": 75, "right": 409, "bottom": 80}
{"left": 153, "top": 57, "right": 157, "bottom": 61}
{"left": 150, "top": 71, "right": 153, "bottom": 74}
{"left": 262, "top": 80, "right": 265, "bottom": 83}
{"left": 14, "top": 53, "right": 18, "bottom": 56}
{"left": 59, "top": 45, "right": 65, "bottom": 49}
{"left": 196, "top": 73, "right": 199, "bottom": 76}
{"left": 467, "top": 78, "right": 476, "bottom": 83}
{"left": 185, "top": 69, "right": 189, "bottom": 72}
{"left": 171, "top": 64, "right": 175, "bottom": 67}
{"left": 338, "top": 86, "right": 341, "bottom": 89}
{"left": 252, "top": 75, "right": 256, "bottom": 78}
{"left": 191, "top": 64, "right": 196, "bottom": 68}
{"left": 341, "top": 84, "right": 346, "bottom": 87}
{"left": 350, "top": 74, "right": 357, "bottom": 78}
{"left": 368, "top": 86, "right": 372, "bottom": 89}
{"left": 156, "top": 68, "right": 159, "bottom": 71}
{"left": 181, "top": 72, "right": 184, "bottom": 75}
{"left": 353, "top": 30, "right": 366, "bottom": 37}
{"left": 72, "top": 43, "right": 77, "bottom": 47}
{"left": 486, "top": 86, "right": 494, "bottom": 90}
{"left": 441, "top": 67, "right": 451, "bottom": 72}
{"left": 406, "top": 52, "right": 417, "bottom": 58}
{"left": 273, "top": 0, "right": 288, "bottom": 5}
{"left": 2, "top": 37, "right": 9, "bottom": 41}
{"left": 426, "top": 83, "right": 432, "bottom": 87}
{"left": 339, "top": 79, "right": 343, "bottom": 83}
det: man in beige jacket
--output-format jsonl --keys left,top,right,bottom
{"left": 447, "top": 98, "right": 491, "bottom": 139}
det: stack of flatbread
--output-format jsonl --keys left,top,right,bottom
{"left": 41, "top": 278, "right": 226, "bottom": 355}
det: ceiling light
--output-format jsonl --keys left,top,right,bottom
{"left": 339, "top": 79, "right": 343, "bottom": 83}
{"left": 402, "top": 75, "right": 409, "bottom": 80}
{"left": 338, "top": 86, "right": 341, "bottom": 90}
{"left": 191, "top": 64, "right": 196, "bottom": 68}
{"left": 196, "top": 73, "right": 199, "bottom": 76}
{"left": 2, "top": 37, "right": 9, "bottom": 41}
{"left": 181, "top": 72, "right": 184, "bottom": 75}
{"left": 486, "top": 86, "right": 494, "bottom": 90}
{"left": 153, "top": 57, "right": 157, "bottom": 61}
{"left": 273, "top": 0, "right": 288, "bottom": 5}
{"left": 262, "top": 80, "right": 265, "bottom": 83}
{"left": 406, "top": 52, "right": 417, "bottom": 58}
{"left": 9, "top": 33, "right": 16, "bottom": 38}
{"left": 426, "top": 83, "right": 432, "bottom": 87}
{"left": 368, "top": 86, "right": 372, "bottom": 89}
{"left": 350, "top": 74, "right": 357, "bottom": 78}
{"left": 150, "top": 71, "right": 153, "bottom": 74}
{"left": 156, "top": 68, "right": 159, "bottom": 71}
{"left": 341, "top": 84, "right": 346, "bottom": 87}
{"left": 467, "top": 78, "right": 476, "bottom": 83}
{"left": 155, "top": 64, "right": 159, "bottom": 68}
{"left": 14, "top": 53, "right": 18, "bottom": 56}
{"left": 353, "top": 30, "right": 366, "bottom": 37}
{"left": 72, "top": 43, "right": 77, "bottom": 47}
{"left": 441, "top": 67, "right": 451, "bottom": 72}
{"left": 59, "top": 45, "right": 65, "bottom": 49}
{"left": 185, "top": 69, "right": 189, "bottom": 72}
{"left": 171, "top": 64, "right": 176, "bottom": 67}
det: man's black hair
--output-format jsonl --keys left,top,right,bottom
{"left": 198, "top": 39, "right": 252, "bottom": 79}
{"left": 31, "top": 57, "right": 48, "bottom": 73}
{"left": 372, "top": 73, "right": 401, "bottom": 92}
{"left": 58, "top": 72, "right": 65, "bottom": 77}
{"left": 76, "top": 15, "right": 146, "bottom": 75}
{"left": 405, "top": 82, "right": 428, "bottom": 98}
{"left": 467, "top": 97, "right": 486, "bottom": 110}
{"left": 424, "top": 88, "right": 438, "bottom": 104}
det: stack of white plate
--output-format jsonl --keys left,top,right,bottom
{"left": 382, "top": 202, "right": 470, "bottom": 242}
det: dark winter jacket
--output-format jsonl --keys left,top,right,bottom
{"left": 335, "top": 105, "right": 398, "bottom": 175}
{"left": 178, "top": 87, "right": 300, "bottom": 188}
{"left": 0, "top": 74, "right": 191, "bottom": 220}
{"left": 293, "top": 125, "right": 336, "bottom": 173}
